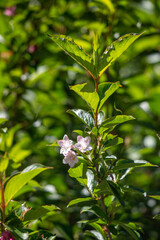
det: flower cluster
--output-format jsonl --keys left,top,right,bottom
{"left": 0, "top": 231, "right": 15, "bottom": 240}
{"left": 58, "top": 135, "right": 92, "bottom": 168}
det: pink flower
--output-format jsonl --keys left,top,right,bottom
{"left": 74, "top": 136, "right": 92, "bottom": 153}
{"left": 58, "top": 135, "right": 73, "bottom": 156}
{"left": 63, "top": 150, "right": 78, "bottom": 168}
{"left": 3, "top": 6, "right": 16, "bottom": 16}
{"left": 28, "top": 45, "right": 37, "bottom": 53}
{"left": 0, "top": 231, "right": 15, "bottom": 240}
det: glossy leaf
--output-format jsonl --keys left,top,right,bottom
{"left": 67, "top": 109, "right": 94, "bottom": 129}
{"left": 4, "top": 164, "right": 51, "bottom": 206}
{"left": 98, "top": 33, "right": 143, "bottom": 77}
{"left": 89, "top": 222, "right": 106, "bottom": 239}
{"left": 70, "top": 83, "right": 99, "bottom": 112}
{"left": 67, "top": 197, "right": 95, "bottom": 207}
{"left": 98, "top": 82, "right": 120, "bottom": 110}
{"left": 85, "top": 230, "right": 104, "bottom": 240}
{"left": 50, "top": 35, "right": 96, "bottom": 77}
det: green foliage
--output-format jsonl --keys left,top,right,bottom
{"left": 0, "top": 0, "right": 160, "bottom": 239}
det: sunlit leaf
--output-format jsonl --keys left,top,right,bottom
{"left": 67, "top": 109, "right": 94, "bottom": 129}
{"left": 70, "top": 83, "right": 99, "bottom": 112}
{"left": 4, "top": 164, "right": 51, "bottom": 206}
{"left": 98, "top": 33, "right": 143, "bottom": 77}
{"left": 50, "top": 34, "right": 96, "bottom": 77}
{"left": 67, "top": 197, "right": 95, "bottom": 207}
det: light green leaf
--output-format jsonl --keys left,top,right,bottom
{"left": 50, "top": 35, "right": 96, "bottom": 77}
{"left": 4, "top": 164, "right": 51, "bottom": 206}
{"left": 70, "top": 83, "right": 99, "bottom": 112}
{"left": 0, "top": 118, "right": 7, "bottom": 125}
{"left": 89, "top": 222, "right": 106, "bottom": 239}
{"left": 98, "top": 33, "right": 143, "bottom": 77}
{"left": 67, "top": 109, "right": 94, "bottom": 129}
{"left": 148, "top": 195, "right": 160, "bottom": 200}
{"left": 68, "top": 163, "right": 87, "bottom": 185}
{"left": 98, "top": 82, "right": 120, "bottom": 110}
{"left": 99, "top": 115, "right": 134, "bottom": 134}
{"left": 67, "top": 197, "right": 95, "bottom": 207}
{"left": 0, "top": 153, "right": 9, "bottom": 172}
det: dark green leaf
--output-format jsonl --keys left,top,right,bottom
{"left": 98, "top": 82, "right": 120, "bottom": 110}
{"left": 67, "top": 109, "right": 94, "bottom": 129}
{"left": 107, "top": 181, "right": 125, "bottom": 207}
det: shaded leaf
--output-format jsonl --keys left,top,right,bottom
{"left": 98, "top": 82, "right": 120, "bottom": 110}
{"left": 119, "top": 223, "right": 142, "bottom": 240}
{"left": 113, "top": 159, "right": 157, "bottom": 171}
{"left": 24, "top": 205, "right": 59, "bottom": 221}
{"left": 107, "top": 181, "right": 125, "bottom": 207}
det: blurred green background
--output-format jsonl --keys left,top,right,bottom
{"left": 0, "top": 0, "right": 160, "bottom": 239}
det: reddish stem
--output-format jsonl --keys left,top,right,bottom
{"left": 0, "top": 174, "right": 5, "bottom": 232}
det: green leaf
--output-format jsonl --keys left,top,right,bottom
{"left": 94, "top": 180, "right": 111, "bottom": 196}
{"left": 70, "top": 83, "right": 99, "bottom": 112}
{"left": 153, "top": 213, "right": 160, "bottom": 220}
{"left": 0, "top": 118, "right": 7, "bottom": 125}
{"left": 0, "top": 153, "right": 9, "bottom": 172}
{"left": 101, "top": 134, "right": 123, "bottom": 151}
{"left": 89, "top": 222, "right": 106, "bottom": 239}
{"left": 67, "top": 197, "right": 95, "bottom": 207}
{"left": 4, "top": 164, "right": 51, "bottom": 206}
{"left": 98, "top": 82, "right": 120, "bottom": 110}
{"left": 98, "top": 33, "right": 143, "bottom": 77}
{"left": 99, "top": 115, "right": 134, "bottom": 134}
{"left": 119, "top": 223, "right": 142, "bottom": 240}
{"left": 23, "top": 205, "right": 59, "bottom": 221}
{"left": 50, "top": 35, "right": 96, "bottom": 77}
{"left": 107, "top": 181, "right": 125, "bottom": 207}
{"left": 148, "top": 195, "right": 160, "bottom": 200}
{"left": 87, "top": 169, "right": 96, "bottom": 193}
{"left": 4, "top": 224, "right": 29, "bottom": 240}
{"left": 67, "top": 109, "right": 94, "bottom": 129}
{"left": 81, "top": 205, "right": 107, "bottom": 221}
{"left": 113, "top": 159, "right": 157, "bottom": 171}
{"left": 85, "top": 230, "right": 104, "bottom": 240}
{"left": 68, "top": 163, "right": 87, "bottom": 185}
